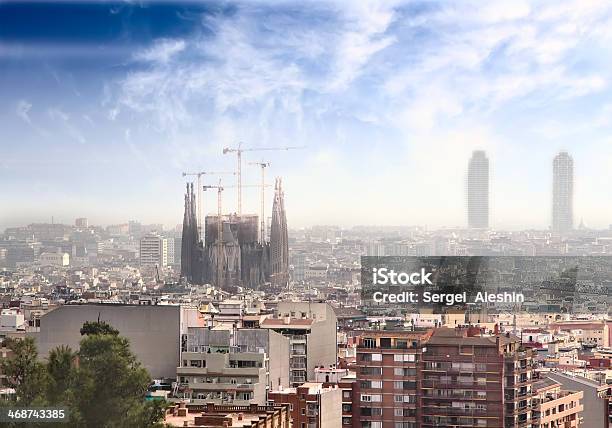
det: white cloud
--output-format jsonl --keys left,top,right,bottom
{"left": 102, "top": 0, "right": 612, "bottom": 228}
{"left": 16, "top": 100, "right": 32, "bottom": 124}
{"left": 134, "top": 39, "right": 186, "bottom": 64}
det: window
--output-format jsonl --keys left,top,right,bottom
{"left": 394, "top": 354, "right": 415, "bottom": 362}
{"left": 394, "top": 381, "right": 416, "bottom": 389}
{"left": 361, "top": 367, "right": 382, "bottom": 376}
{"left": 371, "top": 353, "right": 382, "bottom": 361}
{"left": 394, "top": 395, "right": 414, "bottom": 403}
{"left": 362, "top": 338, "right": 376, "bottom": 348}
{"left": 395, "top": 367, "right": 416, "bottom": 376}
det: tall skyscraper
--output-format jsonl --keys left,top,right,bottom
{"left": 270, "top": 177, "right": 289, "bottom": 286}
{"left": 552, "top": 151, "right": 574, "bottom": 233}
{"left": 467, "top": 150, "right": 489, "bottom": 229}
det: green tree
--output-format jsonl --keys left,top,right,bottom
{"left": 79, "top": 320, "right": 119, "bottom": 336}
{"left": 46, "top": 345, "right": 76, "bottom": 405}
{"left": 1, "top": 324, "right": 168, "bottom": 427}
{"left": 0, "top": 337, "right": 47, "bottom": 405}
{"left": 72, "top": 323, "right": 167, "bottom": 427}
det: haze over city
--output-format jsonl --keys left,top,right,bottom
{"left": 2, "top": 0, "right": 612, "bottom": 230}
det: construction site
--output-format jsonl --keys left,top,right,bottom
{"left": 180, "top": 143, "right": 296, "bottom": 290}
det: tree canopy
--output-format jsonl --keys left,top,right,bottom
{"left": 1, "top": 322, "right": 168, "bottom": 427}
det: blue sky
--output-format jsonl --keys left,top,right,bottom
{"left": 1, "top": 0, "right": 612, "bottom": 230}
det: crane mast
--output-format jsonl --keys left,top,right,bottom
{"left": 222, "top": 143, "right": 303, "bottom": 215}
{"left": 248, "top": 161, "right": 270, "bottom": 244}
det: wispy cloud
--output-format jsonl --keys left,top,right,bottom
{"left": 16, "top": 100, "right": 32, "bottom": 124}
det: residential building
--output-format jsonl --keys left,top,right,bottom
{"left": 176, "top": 326, "right": 290, "bottom": 405}
{"left": 35, "top": 304, "right": 189, "bottom": 378}
{"left": 421, "top": 327, "right": 534, "bottom": 428}
{"left": 262, "top": 302, "right": 337, "bottom": 386}
{"left": 268, "top": 382, "right": 342, "bottom": 428}
{"left": 353, "top": 330, "right": 432, "bottom": 428}
{"left": 531, "top": 377, "right": 583, "bottom": 428}
{"left": 315, "top": 367, "right": 356, "bottom": 427}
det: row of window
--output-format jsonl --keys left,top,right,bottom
{"left": 361, "top": 366, "right": 418, "bottom": 376}
{"left": 361, "top": 422, "right": 416, "bottom": 428}
{"left": 360, "top": 394, "right": 417, "bottom": 403}
{"left": 360, "top": 380, "right": 417, "bottom": 389}
{"left": 360, "top": 353, "right": 417, "bottom": 362}
{"left": 424, "top": 361, "right": 489, "bottom": 371}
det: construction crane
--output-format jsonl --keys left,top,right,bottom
{"left": 222, "top": 142, "right": 303, "bottom": 215}
{"left": 202, "top": 181, "right": 271, "bottom": 288}
{"left": 248, "top": 161, "right": 270, "bottom": 244}
{"left": 182, "top": 171, "right": 235, "bottom": 239}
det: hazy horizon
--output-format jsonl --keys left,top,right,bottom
{"left": 2, "top": 1, "right": 612, "bottom": 230}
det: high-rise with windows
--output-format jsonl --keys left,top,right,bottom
{"left": 139, "top": 232, "right": 167, "bottom": 267}
{"left": 467, "top": 151, "right": 490, "bottom": 229}
{"left": 352, "top": 328, "right": 537, "bottom": 428}
{"left": 552, "top": 151, "right": 573, "bottom": 233}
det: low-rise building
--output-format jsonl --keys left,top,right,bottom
{"left": 39, "top": 252, "right": 70, "bottom": 267}
{"left": 268, "top": 382, "right": 342, "bottom": 428}
{"left": 165, "top": 402, "right": 291, "bottom": 428}
{"left": 532, "top": 377, "right": 583, "bottom": 428}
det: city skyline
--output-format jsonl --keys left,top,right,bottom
{"left": 2, "top": 1, "right": 612, "bottom": 230}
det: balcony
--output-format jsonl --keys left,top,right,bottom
{"left": 189, "top": 381, "right": 255, "bottom": 391}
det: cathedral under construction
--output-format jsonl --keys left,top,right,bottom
{"left": 180, "top": 178, "right": 289, "bottom": 289}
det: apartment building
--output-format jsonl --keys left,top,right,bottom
{"left": 351, "top": 327, "right": 548, "bottom": 428}
{"left": 353, "top": 330, "right": 433, "bottom": 428}
{"left": 550, "top": 320, "right": 610, "bottom": 348}
{"left": 262, "top": 302, "right": 337, "bottom": 386}
{"left": 176, "top": 326, "right": 290, "bottom": 405}
{"left": 314, "top": 366, "right": 357, "bottom": 427}
{"left": 531, "top": 377, "right": 583, "bottom": 428}
{"left": 268, "top": 382, "right": 342, "bottom": 428}
{"left": 420, "top": 327, "right": 534, "bottom": 428}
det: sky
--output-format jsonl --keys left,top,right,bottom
{"left": 1, "top": 0, "right": 612, "bottom": 230}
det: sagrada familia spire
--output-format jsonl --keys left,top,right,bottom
{"left": 269, "top": 177, "right": 289, "bottom": 286}
{"left": 180, "top": 183, "right": 202, "bottom": 283}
